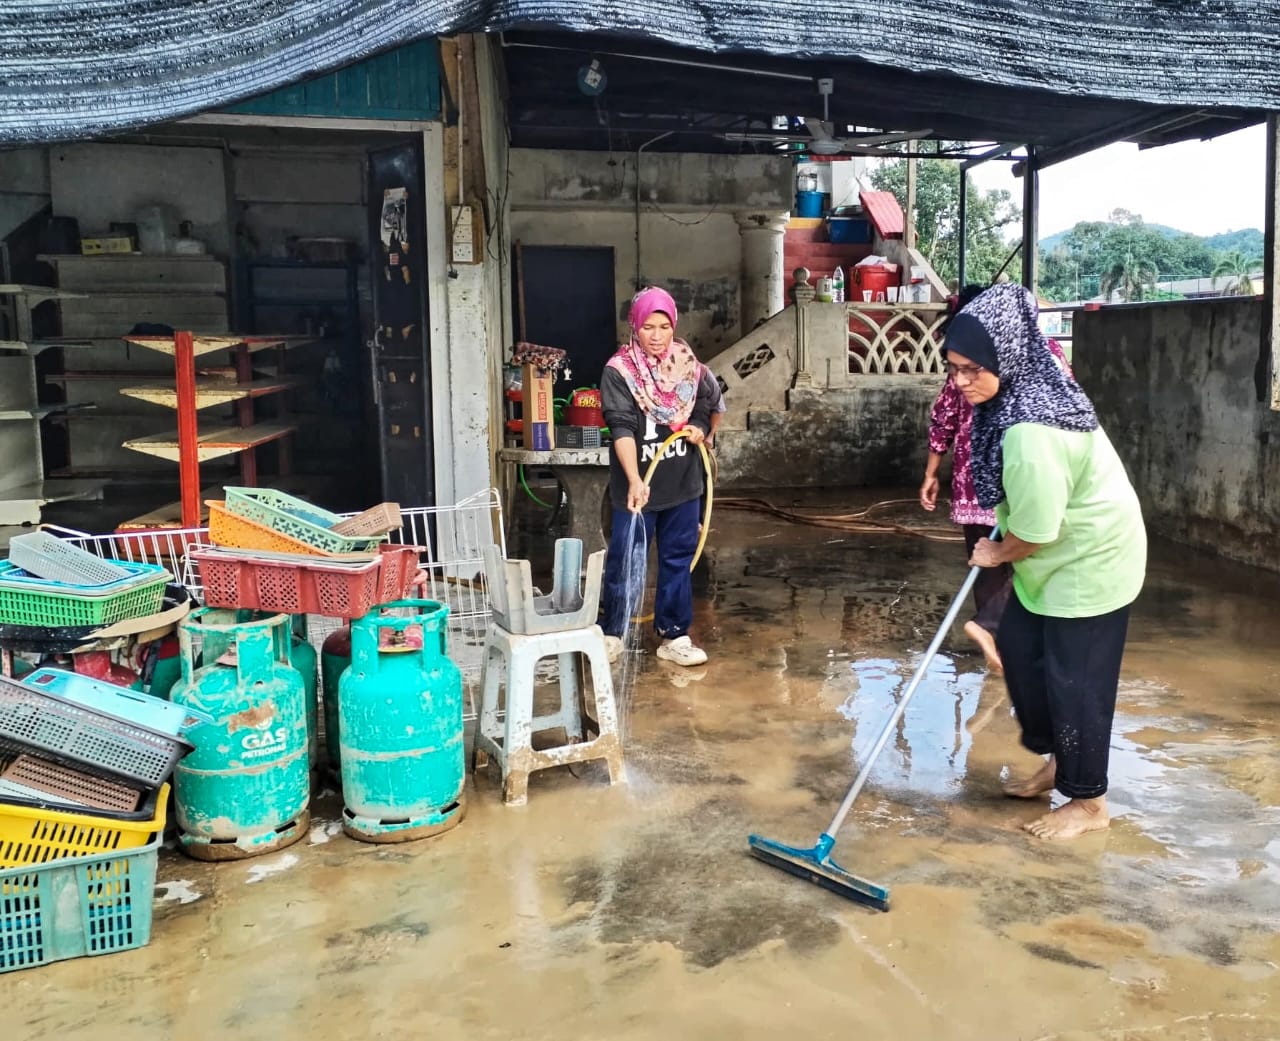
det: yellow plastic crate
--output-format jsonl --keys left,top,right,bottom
{"left": 0, "top": 783, "right": 169, "bottom": 868}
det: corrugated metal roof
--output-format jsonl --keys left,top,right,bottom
{"left": 860, "top": 192, "right": 904, "bottom": 239}
{"left": 0, "top": 2, "right": 1278, "bottom": 144}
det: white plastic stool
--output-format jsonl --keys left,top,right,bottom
{"left": 473, "top": 621, "right": 625, "bottom": 805}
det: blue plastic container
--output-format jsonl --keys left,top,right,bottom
{"left": 795, "top": 190, "right": 824, "bottom": 218}
{"left": 828, "top": 217, "right": 873, "bottom": 244}
{"left": 21, "top": 667, "right": 212, "bottom": 737}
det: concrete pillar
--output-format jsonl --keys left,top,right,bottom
{"left": 735, "top": 212, "right": 788, "bottom": 337}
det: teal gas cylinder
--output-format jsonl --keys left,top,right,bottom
{"left": 171, "top": 609, "right": 311, "bottom": 860}
{"left": 320, "top": 625, "right": 352, "bottom": 774}
{"left": 338, "top": 600, "right": 465, "bottom": 842}
{"left": 290, "top": 626, "right": 319, "bottom": 767}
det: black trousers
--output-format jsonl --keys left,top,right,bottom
{"left": 963, "top": 524, "right": 1011, "bottom": 635}
{"left": 996, "top": 594, "right": 1131, "bottom": 800}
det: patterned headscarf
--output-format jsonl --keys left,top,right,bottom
{"left": 950, "top": 283, "right": 1099, "bottom": 509}
{"left": 605, "top": 286, "right": 703, "bottom": 429}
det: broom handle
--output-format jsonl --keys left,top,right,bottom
{"left": 824, "top": 528, "right": 998, "bottom": 839}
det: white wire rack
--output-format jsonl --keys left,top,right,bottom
{"left": 45, "top": 488, "right": 506, "bottom": 721}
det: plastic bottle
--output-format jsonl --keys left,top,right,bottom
{"left": 832, "top": 266, "right": 845, "bottom": 304}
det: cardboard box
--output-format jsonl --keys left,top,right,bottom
{"left": 520, "top": 363, "right": 555, "bottom": 451}
{"left": 81, "top": 236, "right": 134, "bottom": 255}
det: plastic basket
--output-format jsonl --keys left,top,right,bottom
{"left": 332, "top": 502, "right": 402, "bottom": 537}
{"left": 0, "top": 838, "right": 159, "bottom": 973}
{"left": 8, "top": 532, "right": 133, "bottom": 586}
{"left": 20, "top": 668, "right": 212, "bottom": 737}
{"left": 191, "top": 544, "right": 422, "bottom": 619}
{"left": 207, "top": 500, "right": 378, "bottom": 558}
{"left": 0, "top": 755, "right": 147, "bottom": 815}
{"left": 0, "top": 675, "right": 194, "bottom": 788}
{"left": 0, "top": 782, "right": 167, "bottom": 867}
{"left": 224, "top": 487, "right": 386, "bottom": 554}
{"left": 0, "top": 562, "right": 169, "bottom": 628}
{"left": 0, "top": 560, "right": 167, "bottom": 598}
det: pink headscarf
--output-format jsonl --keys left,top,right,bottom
{"left": 607, "top": 287, "right": 703, "bottom": 429}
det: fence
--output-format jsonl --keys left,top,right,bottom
{"left": 846, "top": 301, "right": 948, "bottom": 375}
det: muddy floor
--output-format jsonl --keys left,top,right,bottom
{"left": 8, "top": 492, "right": 1279, "bottom": 1040}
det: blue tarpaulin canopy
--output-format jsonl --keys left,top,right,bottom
{"left": 0, "top": 1, "right": 1277, "bottom": 145}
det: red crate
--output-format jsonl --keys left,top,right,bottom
{"left": 191, "top": 545, "right": 422, "bottom": 618}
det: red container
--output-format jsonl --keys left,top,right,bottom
{"left": 564, "top": 405, "right": 604, "bottom": 427}
{"left": 191, "top": 545, "right": 422, "bottom": 618}
{"left": 854, "top": 263, "right": 899, "bottom": 298}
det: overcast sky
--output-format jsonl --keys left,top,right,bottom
{"left": 968, "top": 123, "right": 1266, "bottom": 240}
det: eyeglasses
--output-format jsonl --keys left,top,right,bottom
{"left": 946, "top": 362, "right": 987, "bottom": 381}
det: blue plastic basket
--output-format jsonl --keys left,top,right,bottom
{"left": 20, "top": 669, "right": 212, "bottom": 737}
{"left": 0, "top": 559, "right": 169, "bottom": 597}
{"left": 0, "top": 839, "right": 158, "bottom": 974}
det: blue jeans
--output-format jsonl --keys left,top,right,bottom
{"left": 600, "top": 497, "right": 700, "bottom": 639}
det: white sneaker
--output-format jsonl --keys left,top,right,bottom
{"left": 656, "top": 635, "right": 708, "bottom": 667}
{"left": 603, "top": 635, "right": 624, "bottom": 664}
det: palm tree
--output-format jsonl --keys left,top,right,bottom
{"left": 1211, "top": 251, "right": 1262, "bottom": 296}
{"left": 1099, "top": 254, "right": 1159, "bottom": 302}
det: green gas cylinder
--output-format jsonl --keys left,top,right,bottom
{"left": 320, "top": 625, "right": 351, "bottom": 774}
{"left": 171, "top": 609, "right": 310, "bottom": 860}
{"left": 339, "top": 600, "right": 465, "bottom": 842}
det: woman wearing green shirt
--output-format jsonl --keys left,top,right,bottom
{"left": 943, "top": 283, "right": 1146, "bottom": 840}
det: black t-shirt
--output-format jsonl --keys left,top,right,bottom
{"left": 601, "top": 366, "right": 712, "bottom": 512}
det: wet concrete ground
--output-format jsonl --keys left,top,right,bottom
{"left": 8, "top": 491, "right": 1280, "bottom": 1040}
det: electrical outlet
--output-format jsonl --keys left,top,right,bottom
{"left": 451, "top": 204, "right": 476, "bottom": 264}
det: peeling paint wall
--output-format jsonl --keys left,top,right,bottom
{"left": 715, "top": 378, "right": 938, "bottom": 489}
{"left": 509, "top": 149, "right": 790, "bottom": 360}
{"left": 1074, "top": 299, "right": 1280, "bottom": 571}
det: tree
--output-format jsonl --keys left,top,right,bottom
{"left": 1211, "top": 250, "right": 1262, "bottom": 296}
{"left": 1100, "top": 253, "right": 1159, "bottom": 302}
{"left": 869, "top": 159, "right": 1021, "bottom": 286}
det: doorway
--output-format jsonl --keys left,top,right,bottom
{"left": 515, "top": 245, "right": 616, "bottom": 392}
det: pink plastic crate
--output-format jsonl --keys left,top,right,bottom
{"left": 192, "top": 545, "right": 422, "bottom": 619}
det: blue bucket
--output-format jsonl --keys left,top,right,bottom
{"left": 795, "top": 190, "right": 824, "bottom": 218}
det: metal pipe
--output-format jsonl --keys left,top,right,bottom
{"left": 499, "top": 33, "right": 814, "bottom": 83}
{"left": 960, "top": 142, "right": 1022, "bottom": 171}
{"left": 958, "top": 166, "right": 968, "bottom": 286}
{"left": 1021, "top": 148, "right": 1039, "bottom": 290}
{"left": 635, "top": 131, "right": 673, "bottom": 290}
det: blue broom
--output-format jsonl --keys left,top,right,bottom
{"left": 749, "top": 553, "right": 988, "bottom": 911}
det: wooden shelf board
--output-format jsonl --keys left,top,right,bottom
{"left": 0, "top": 339, "right": 99, "bottom": 355}
{"left": 123, "top": 422, "right": 297, "bottom": 462}
{"left": 0, "top": 283, "right": 88, "bottom": 302}
{"left": 0, "top": 403, "right": 96, "bottom": 421}
{"left": 119, "top": 378, "right": 295, "bottom": 409}
{"left": 123, "top": 334, "right": 314, "bottom": 357}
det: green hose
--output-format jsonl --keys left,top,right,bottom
{"left": 518, "top": 464, "right": 555, "bottom": 509}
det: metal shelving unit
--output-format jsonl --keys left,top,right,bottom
{"left": 0, "top": 284, "right": 105, "bottom": 524}
{"left": 118, "top": 331, "right": 311, "bottom": 530}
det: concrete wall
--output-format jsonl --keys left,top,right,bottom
{"left": 1073, "top": 299, "right": 1280, "bottom": 570}
{"left": 509, "top": 148, "right": 791, "bottom": 359}
{"left": 0, "top": 148, "right": 49, "bottom": 242}
{"left": 50, "top": 143, "right": 232, "bottom": 257}
{"left": 716, "top": 377, "right": 937, "bottom": 489}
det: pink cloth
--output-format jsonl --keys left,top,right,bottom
{"left": 606, "top": 286, "right": 702, "bottom": 429}
{"left": 929, "top": 338, "right": 1070, "bottom": 526}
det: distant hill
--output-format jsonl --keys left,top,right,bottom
{"left": 1202, "top": 228, "right": 1265, "bottom": 255}
{"left": 1041, "top": 223, "right": 1262, "bottom": 256}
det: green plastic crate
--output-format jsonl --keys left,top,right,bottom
{"left": 0, "top": 567, "right": 168, "bottom": 627}
{"left": 0, "top": 839, "right": 158, "bottom": 973}
{"left": 223, "top": 487, "right": 386, "bottom": 555}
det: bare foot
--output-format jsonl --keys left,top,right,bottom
{"left": 963, "top": 620, "right": 1003, "bottom": 673}
{"left": 1023, "top": 797, "right": 1110, "bottom": 840}
{"left": 1003, "top": 755, "right": 1057, "bottom": 798}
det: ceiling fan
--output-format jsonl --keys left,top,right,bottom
{"left": 725, "top": 78, "right": 932, "bottom": 156}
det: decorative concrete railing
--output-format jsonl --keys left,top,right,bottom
{"left": 846, "top": 302, "right": 948, "bottom": 375}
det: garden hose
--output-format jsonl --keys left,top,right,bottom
{"left": 518, "top": 464, "right": 555, "bottom": 509}
{"left": 639, "top": 427, "right": 715, "bottom": 571}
